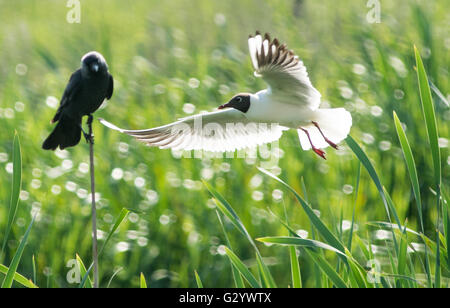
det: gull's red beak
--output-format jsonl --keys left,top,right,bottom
{"left": 218, "top": 102, "right": 231, "bottom": 110}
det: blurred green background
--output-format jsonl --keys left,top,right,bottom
{"left": 0, "top": 0, "right": 448, "bottom": 287}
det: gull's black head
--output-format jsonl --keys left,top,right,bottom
{"left": 218, "top": 93, "right": 251, "bottom": 113}
{"left": 81, "top": 51, "right": 108, "bottom": 76}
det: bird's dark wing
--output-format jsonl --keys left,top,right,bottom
{"left": 248, "top": 32, "right": 321, "bottom": 110}
{"left": 106, "top": 74, "right": 114, "bottom": 100}
{"left": 52, "top": 69, "right": 82, "bottom": 123}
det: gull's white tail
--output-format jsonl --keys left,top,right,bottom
{"left": 298, "top": 108, "right": 352, "bottom": 150}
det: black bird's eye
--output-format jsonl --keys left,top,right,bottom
{"left": 236, "top": 97, "right": 242, "bottom": 103}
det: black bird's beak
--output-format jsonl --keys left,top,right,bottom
{"left": 91, "top": 63, "right": 99, "bottom": 72}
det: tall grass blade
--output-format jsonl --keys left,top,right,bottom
{"left": 1, "top": 132, "right": 22, "bottom": 257}
{"left": 223, "top": 246, "right": 260, "bottom": 288}
{"left": 415, "top": 46, "right": 442, "bottom": 185}
{"left": 305, "top": 250, "right": 348, "bottom": 288}
{"left": 289, "top": 246, "right": 301, "bottom": 288}
{"left": 258, "top": 167, "right": 345, "bottom": 254}
{"left": 443, "top": 189, "right": 450, "bottom": 268}
{"left": 255, "top": 254, "right": 269, "bottom": 287}
{"left": 1, "top": 215, "right": 35, "bottom": 288}
{"left": 387, "top": 111, "right": 432, "bottom": 284}
{"left": 79, "top": 208, "right": 129, "bottom": 287}
{"left": 99, "top": 208, "right": 129, "bottom": 256}
{"left": 300, "top": 178, "right": 321, "bottom": 287}
{"left": 429, "top": 80, "right": 449, "bottom": 107}
{"left": 348, "top": 163, "right": 361, "bottom": 251}
{"left": 345, "top": 136, "right": 401, "bottom": 229}
{"left": 32, "top": 255, "right": 36, "bottom": 285}
{"left": 367, "top": 221, "right": 420, "bottom": 236}
{"left": 267, "top": 208, "right": 303, "bottom": 239}
{"left": 383, "top": 188, "right": 403, "bottom": 237}
{"left": 393, "top": 111, "right": 424, "bottom": 231}
{"left": 354, "top": 235, "right": 370, "bottom": 260}
{"left": 281, "top": 201, "right": 302, "bottom": 288}
{"left": 204, "top": 181, "right": 276, "bottom": 287}
{"left": 140, "top": 272, "right": 148, "bottom": 288}
{"left": 0, "top": 264, "right": 37, "bottom": 288}
{"left": 204, "top": 181, "right": 254, "bottom": 247}
{"left": 397, "top": 233, "right": 408, "bottom": 287}
{"left": 106, "top": 267, "right": 123, "bottom": 288}
{"left": 256, "top": 255, "right": 276, "bottom": 288}
{"left": 414, "top": 45, "right": 442, "bottom": 288}
{"left": 215, "top": 211, "right": 245, "bottom": 288}
{"left": 194, "top": 270, "right": 203, "bottom": 288}
{"left": 346, "top": 136, "right": 401, "bottom": 256}
{"left": 257, "top": 236, "right": 347, "bottom": 258}
{"left": 381, "top": 273, "right": 424, "bottom": 287}
{"left": 77, "top": 254, "right": 92, "bottom": 288}
{"left": 345, "top": 249, "right": 368, "bottom": 288}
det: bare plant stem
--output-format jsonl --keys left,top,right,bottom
{"left": 87, "top": 114, "right": 98, "bottom": 288}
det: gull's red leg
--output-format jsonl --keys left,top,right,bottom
{"left": 312, "top": 121, "right": 338, "bottom": 149}
{"left": 299, "top": 127, "right": 326, "bottom": 159}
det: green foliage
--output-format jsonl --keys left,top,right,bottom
{"left": 414, "top": 46, "right": 441, "bottom": 187}
{"left": 79, "top": 207, "right": 129, "bottom": 287}
{"left": 1, "top": 217, "right": 35, "bottom": 288}
{"left": 140, "top": 272, "right": 148, "bottom": 288}
{"left": 393, "top": 112, "right": 423, "bottom": 231}
{"left": 414, "top": 46, "right": 444, "bottom": 288}
{"left": 223, "top": 246, "right": 260, "bottom": 288}
{"left": 1, "top": 132, "right": 22, "bottom": 256}
{"left": 77, "top": 254, "right": 92, "bottom": 288}
{"left": 0, "top": 0, "right": 448, "bottom": 287}
{"left": 0, "top": 133, "right": 36, "bottom": 288}
{"left": 0, "top": 263, "right": 37, "bottom": 288}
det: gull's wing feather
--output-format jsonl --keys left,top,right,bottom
{"left": 99, "top": 109, "right": 286, "bottom": 152}
{"left": 248, "top": 32, "right": 321, "bottom": 110}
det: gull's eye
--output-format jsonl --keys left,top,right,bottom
{"left": 236, "top": 97, "right": 242, "bottom": 103}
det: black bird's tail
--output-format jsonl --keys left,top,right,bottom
{"left": 42, "top": 115, "right": 82, "bottom": 150}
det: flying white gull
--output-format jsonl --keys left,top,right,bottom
{"left": 100, "top": 32, "right": 352, "bottom": 159}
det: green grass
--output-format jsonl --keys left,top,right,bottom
{"left": 1, "top": 132, "right": 22, "bottom": 257}
{"left": 0, "top": 0, "right": 448, "bottom": 287}
{"left": 140, "top": 272, "right": 148, "bottom": 288}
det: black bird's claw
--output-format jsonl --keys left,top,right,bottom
{"left": 83, "top": 131, "right": 94, "bottom": 144}
{"left": 83, "top": 114, "right": 94, "bottom": 144}
{"left": 81, "top": 114, "right": 95, "bottom": 144}
{"left": 87, "top": 114, "right": 94, "bottom": 126}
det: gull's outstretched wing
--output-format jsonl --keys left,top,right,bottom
{"left": 248, "top": 31, "right": 321, "bottom": 110}
{"left": 99, "top": 109, "right": 286, "bottom": 152}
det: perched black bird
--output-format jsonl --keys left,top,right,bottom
{"left": 42, "top": 51, "right": 114, "bottom": 150}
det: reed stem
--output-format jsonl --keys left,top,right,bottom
{"left": 87, "top": 114, "right": 98, "bottom": 288}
